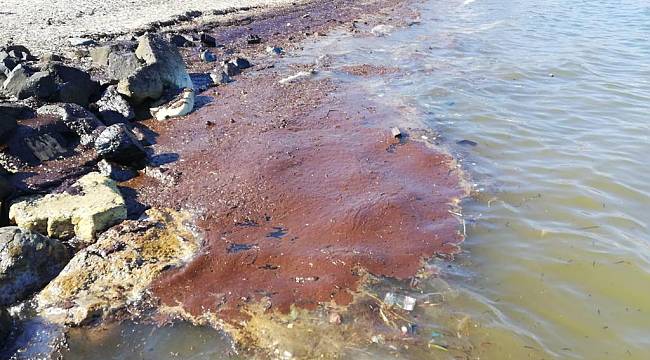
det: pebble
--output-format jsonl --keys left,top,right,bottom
{"left": 200, "top": 50, "right": 217, "bottom": 62}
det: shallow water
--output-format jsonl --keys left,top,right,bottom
{"left": 61, "top": 0, "right": 650, "bottom": 358}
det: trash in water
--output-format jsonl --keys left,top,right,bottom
{"left": 390, "top": 127, "right": 402, "bottom": 138}
{"left": 279, "top": 69, "right": 317, "bottom": 84}
{"left": 383, "top": 292, "right": 416, "bottom": 311}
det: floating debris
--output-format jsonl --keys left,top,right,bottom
{"left": 279, "top": 69, "right": 317, "bottom": 84}
{"left": 384, "top": 292, "right": 416, "bottom": 311}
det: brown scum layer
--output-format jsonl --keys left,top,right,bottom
{"left": 123, "top": 0, "right": 467, "bottom": 320}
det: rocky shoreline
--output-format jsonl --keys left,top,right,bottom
{"left": 0, "top": 0, "right": 468, "bottom": 358}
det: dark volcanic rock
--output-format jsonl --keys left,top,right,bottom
{"left": 0, "top": 307, "right": 10, "bottom": 346}
{"left": 0, "top": 52, "right": 19, "bottom": 76}
{"left": 222, "top": 61, "right": 241, "bottom": 77}
{"left": 2, "top": 65, "right": 57, "bottom": 100}
{"left": 94, "top": 124, "right": 147, "bottom": 166}
{"left": 38, "top": 103, "right": 105, "bottom": 146}
{"left": 4, "top": 45, "right": 34, "bottom": 61}
{"left": 41, "top": 62, "right": 100, "bottom": 106}
{"left": 0, "top": 113, "right": 18, "bottom": 142}
{"left": 0, "top": 103, "right": 36, "bottom": 120}
{"left": 200, "top": 33, "right": 217, "bottom": 47}
{"left": 96, "top": 85, "right": 135, "bottom": 125}
{"left": 246, "top": 34, "right": 262, "bottom": 44}
{"left": 0, "top": 227, "right": 71, "bottom": 306}
{"left": 230, "top": 57, "right": 252, "bottom": 70}
{"left": 13, "top": 128, "right": 70, "bottom": 163}
{"left": 170, "top": 34, "right": 193, "bottom": 48}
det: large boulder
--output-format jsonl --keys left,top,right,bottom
{"left": 37, "top": 208, "right": 200, "bottom": 326}
{"left": 94, "top": 123, "right": 147, "bottom": 166}
{"left": 114, "top": 34, "right": 191, "bottom": 104}
{"left": 95, "top": 85, "right": 135, "bottom": 124}
{"left": 40, "top": 62, "right": 100, "bottom": 106}
{"left": 0, "top": 227, "right": 71, "bottom": 306}
{"left": 37, "top": 103, "right": 105, "bottom": 146}
{"left": 134, "top": 34, "right": 192, "bottom": 90}
{"left": 107, "top": 52, "right": 142, "bottom": 81}
{"left": 9, "top": 172, "right": 127, "bottom": 245}
{"left": 116, "top": 64, "right": 164, "bottom": 103}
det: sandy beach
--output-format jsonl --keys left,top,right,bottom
{"left": 0, "top": 0, "right": 298, "bottom": 52}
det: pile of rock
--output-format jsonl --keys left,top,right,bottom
{"left": 0, "top": 33, "right": 204, "bottom": 350}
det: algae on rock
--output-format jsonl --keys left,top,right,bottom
{"left": 37, "top": 208, "right": 201, "bottom": 326}
{"left": 9, "top": 172, "right": 127, "bottom": 244}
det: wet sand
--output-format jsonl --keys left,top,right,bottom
{"left": 121, "top": 0, "right": 468, "bottom": 320}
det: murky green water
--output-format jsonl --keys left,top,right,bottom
{"left": 60, "top": 0, "right": 650, "bottom": 358}
{"left": 291, "top": 0, "right": 650, "bottom": 357}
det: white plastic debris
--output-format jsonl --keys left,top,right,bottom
{"left": 279, "top": 69, "right": 317, "bottom": 84}
{"left": 384, "top": 292, "right": 416, "bottom": 311}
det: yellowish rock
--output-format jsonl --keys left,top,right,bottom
{"left": 9, "top": 172, "right": 127, "bottom": 244}
{"left": 36, "top": 208, "right": 200, "bottom": 326}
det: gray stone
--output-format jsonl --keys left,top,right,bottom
{"left": 135, "top": 34, "right": 192, "bottom": 90}
{"left": 0, "top": 227, "right": 71, "bottom": 306}
{"left": 89, "top": 46, "right": 111, "bottom": 66}
{"left": 97, "top": 159, "right": 138, "bottom": 182}
{"left": 39, "top": 53, "right": 63, "bottom": 62}
{"left": 37, "top": 103, "right": 105, "bottom": 146}
{"left": 210, "top": 71, "right": 232, "bottom": 86}
{"left": 96, "top": 85, "right": 135, "bottom": 125}
{"left": 117, "top": 64, "right": 164, "bottom": 103}
{"left": 0, "top": 174, "right": 13, "bottom": 203}
{"left": 266, "top": 46, "right": 284, "bottom": 55}
{"left": 107, "top": 51, "right": 142, "bottom": 81}
{"left": 2, "top": 65, "right": 57, "bottom": 100}
{"left": 94, "top": 124, "right": 147, "bottom": 166}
